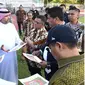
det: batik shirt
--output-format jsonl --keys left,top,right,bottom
{"left": 28, "top": 27, "right": 48, "bottom": 43}
{"left": 23, "top": 20, "right": 48, "bottom": 43}
{"left": 23, "top": 20, "right": 35, "bottom": 37}
{"left": 49, "top": 54, "right": 84, "bottom": 85}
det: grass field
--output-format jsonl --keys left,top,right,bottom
{"left": 79, "top": 16, "right": 84, "bottom": 23}
{"left": 17, "top": 37, "right": 45, "bottom": 85}
{"left": 18, "top": 49, "right": 45, "bottom": 85}
{"left": 18, "top": 16, "right": 84, "bottom": 85}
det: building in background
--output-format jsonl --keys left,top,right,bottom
{"left": 0, "top": 0, "right": 44, "bottom": 13}
{"left": 0, "top": 0, "right": 44, "bottom": 8}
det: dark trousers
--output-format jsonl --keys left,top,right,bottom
{"left": 17, "top": 22, "right": 23, "bottom": 36}
{"left": 26, "top": 59, "right": 41, "bottom": 75}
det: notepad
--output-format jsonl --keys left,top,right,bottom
{"left": 9, "top": 43, "right": 26, "bottom": 52}
{"left": 19, "top": 73, "right": 49, "bottom": 85}
{"left": 23, "top": 53, "right": 42, "bottom": 63}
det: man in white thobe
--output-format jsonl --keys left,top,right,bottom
{"left": 0, "top": 8, "right": 23, "bottom": 84}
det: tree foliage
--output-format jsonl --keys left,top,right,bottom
{"left": 44, "top": 0, "right": 84, "bottom": 4}
{"left": 77, "top": 0, "right": 84, "bottom": 4}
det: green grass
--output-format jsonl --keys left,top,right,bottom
{"left": 17, "top": 35, "right": 31, "bottom": 85}
{"left": 17, "top": 49, "right": 45, "bottom": 85}
{"left": 17, "top": 16, "right": 84, "bottom": 85}
{"left": 79, "top": 16, "right": 84, "bottom": 23}
{"left": 17, "top": 49, "right": 30, "bottom": 85}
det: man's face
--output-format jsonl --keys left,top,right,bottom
{"left": 2, "top": 15, "right": 10, "bottom": 24}
{"left": 34, "top": 18, "right": 43, "bottom": 29}
{"left": 68, "top": 10, "right": 79, "bottom": 22}
{"left": 47, "top": 14, "right": 55, "bottom": 27}
{"left": 27, "top": 13, "right": 33, "bottom": 21}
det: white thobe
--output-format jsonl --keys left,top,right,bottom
{"left": 0, "top": 22, "right": 22, "bottom": 84}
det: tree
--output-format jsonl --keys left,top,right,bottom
{"left": 52, "top": 0, "right": 60, "bottom": 3}
{"left": 44, "top": 0, "right": 84, "bottom": 5}
{"left": 77, "top": 0, "right": 84, "bottom": 4}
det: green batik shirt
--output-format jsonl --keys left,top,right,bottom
{"left": 49, "top": 54, "right": 84, "bottom": 85}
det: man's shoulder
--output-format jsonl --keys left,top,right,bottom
{"left": 61, "top": 59, "right": 84, "bottom": 84}
{"left": 49, "top": 54, "right": 84, "bottom": 85}
{"left": 61, "top": 54, "right": 84, "bottom": 75}
{"left": 64, "top": 57, "right": 84, "bottom": 75}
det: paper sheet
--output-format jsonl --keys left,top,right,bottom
{"left": 19, "top": 73, "right": 49, "bottom": 85}
{"left": 9, "top": 43, "right": 26, "bottom": 52}
{"left": 0, "top": 78, "right": 16, "bottom": 85}
{"left": 23, "top": 53, "right": 42, "bottom": 63}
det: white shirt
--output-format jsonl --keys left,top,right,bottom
{"left": 0, "top": 22, "right": 22, "bottom": 50}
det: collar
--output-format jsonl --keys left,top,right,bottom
{"left": 58, "top": 54, "right": 84, "bottom": 68}
{"left": 69, "top": 21, "right": 82, "bottom": 26}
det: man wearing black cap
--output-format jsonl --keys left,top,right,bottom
{"left": 47, "top": 25, "right": 84, "bottom": 85}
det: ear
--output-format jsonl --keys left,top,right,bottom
{"left": 77, "top": 14, "right": 80, "bottom": 19}
{"left": 56, "top": 42, "right": 63, "bottom": 51}
{"left": 55, "top": 17, "right": 59, "bottom": 21}
{"left": 76, "top": 12, "right": 80, "bottom": 19}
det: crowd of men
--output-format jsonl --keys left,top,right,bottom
{"left": 0, "top": 4, "right": 84, "bottom": 85}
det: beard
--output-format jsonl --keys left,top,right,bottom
{"left": 4, "top": 20, "right": 9, "bottom": 24}
{"left": 2, "top": 18, "right": 10, "bottom": 24}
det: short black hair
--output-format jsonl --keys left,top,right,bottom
{"left": 60, "top": 4, "right": 66, "bottom": 8}
{"left": 65, "top": 43, "right": 77, "bottom": 49}
{"left": 50, "top": 42, "right": 77, "bottom": 49}
{"left": 45, "top": 7, "right": 50, "bottom": 13}
{"left": 69, "top": 5, "right": 80, "bottom": 12}
{"left": 47, "top": 6, "right": 64, "bottom": 21}
{"left": 36, "top": 15, "right": 46, "bottom": 24}
{"left": 69, "top": 6, "right": 80, "bottom": 12}
{"left": 69, "top": 5, "right": 76, "bottom": 10}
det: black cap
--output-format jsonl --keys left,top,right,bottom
{"left": 47, "top": 25, "right": 78, "bottom": 45}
